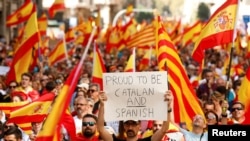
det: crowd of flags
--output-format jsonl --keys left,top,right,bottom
{"left": 1, "top": 0, "right": 250, "bottom": 140}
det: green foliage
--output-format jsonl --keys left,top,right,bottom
{"left": 197, "top": 2, "right": 211, "bottom": 22}
{"left": 135, "top": 12, "right": 154, "bottom": 24}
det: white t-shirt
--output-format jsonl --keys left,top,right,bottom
{"left": 73, "top": 116, "right": 82, "bottom": 134}
{"left": 180, "top": 128, "right": 208, "bottom": 141}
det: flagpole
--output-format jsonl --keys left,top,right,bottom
{"left": 226, "top": 0, "right": 240, "bottom": 100}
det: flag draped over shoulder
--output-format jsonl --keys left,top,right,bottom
{"left": 6, "top": 0, "right": 34, "bottom": 26}
{"left": 92, "top": 43, "right": 106, "bottom": 90}
{"left": 36, "top": 62, "right": 82, "bottom": 141}
{"left": 6, "top": 6, "right": 39, "bottom": 84}
{"left": 237, "top": 67, "right": 250, "bottom": 124}
{"left": 192, "top": 0, "right": 238, "bottom": 63}
{"left": 48, "top": 0, "right": 65, "bottom": 18}
{"left": 156, "top": 16, "right": 204, "bottom": 130}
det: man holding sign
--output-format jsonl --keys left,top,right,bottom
{"left": 97, "top": 72, "right": 173, "bottom": 141}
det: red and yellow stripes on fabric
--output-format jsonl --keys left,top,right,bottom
{"left": 92, "top": 43, "right": 106, "bottom": 90}
{"left": 6, "top": 7, "right": 39, "bottom": 84}
{"left": 48, "top": 0, "right": 65, "bottom": 18}
{"left": 156, "top": 16, "right": 204, "bottom": 130}
{"left": 246, "top": 36, "right": 250, "bottom": 58}
{"left": 17, "top": 123, "right": 32, "bottom": 135}
{"left": 182, "top": 20, "right": 201, "bottom": 47}
{"left": 126, "top": 24, "right": 155, "bottom": 49}
{"left": 6, "top": 0, "right": 34, "bottom": 26}
{"left": 38, "top": 13, "right": 48, "bottom": 36}
{"left": 138, "top": 49, "right": 151, "bottom": 71}
{"left": 237, "top": 67, "right": 250, "bottom": 124}
{"left": 65, "top": 28, "right": 75, "bottom": 42}
{"left": 48, "top": 40, "right": 66, "bottom": 66}
{"left": 0, "top": 101, "right": 28, "bottom": 118}
{"left": 124, "top": 50, "right": 135, "bottom": 72}
{"left": 36, "top": 62, "right": 82, "bottom": 141}
{"left": 8, "top": 94, "right": 55, "bottom": 124}
{"left": 192, "top": 0, "right": 238, "bottom": 63}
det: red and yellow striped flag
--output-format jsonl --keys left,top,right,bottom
{"left": 124, "top": 48, "right": 135, "bottom": 72}
{"left": 192, "top": 0, "right": 238, "bottom": 63}
{"left": 38, "top": 13, "right": 48, "bottom": 36}
{"left": 48, "top": 40, "right": 67, "bottom": 66}
{"left": 0, "top": 101, "right": 28, "bottom": 118}
{"left": 36, "top": 61, "right": 82, "bottom": 141}
{"left": 6, "top": 6, "right": 39, "bottom": 84}
{"left": 156, "top": 16, "right": 204, "bottom": 130}
{"left": 237, "top": 67, "right": 250, "bottom": 124}
{"left": 6, "top": 0, "right": 34, "bottom": 26}
{"left": 127, "top": 24, "right": 155, "bottom": 49}
{"left": 182, "top": 20, "right": 201, "bottom": 47}
{"left": 92, "top": 43, "right": 106, "bottom": 90}
{"left": 48, "top": 0, "right": 65, "bottom": 18}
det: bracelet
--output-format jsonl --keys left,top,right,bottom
{"left": 221, "top": 114, "right": 227, "bottom": 118}
{"left": 168, "top": 108, "right": 172, "bottom": 113}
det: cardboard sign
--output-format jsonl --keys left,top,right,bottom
{"left": 103, "top": 71, "right": 168, "bottom": 121}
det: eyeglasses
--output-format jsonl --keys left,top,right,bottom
{"left": 82, "top": 122, "right": 96, "bottom": 127}
{"left": 88, "top": 89, "right": 97, "bottom": 93}
{"left": 232, "top": 107, "right": 243, "bottom": 112}
{"left": 76, "top": 103, "right": 87, "bottom": 106}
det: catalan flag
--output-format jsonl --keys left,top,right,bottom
{"left": 6, "top": 6, "right": 39, "bottom": 84}
{"left": 156, "top": 16, "right": 204, "bottom": 130}
{"left": 92, "top": 42, "right": 106, "bottom": 90}
{"left": 36, "top": 61, "right": 82, "bottom": 141}
{"left": 237, "top": 67, "right": 250, "bottom": 124}
{"left": 48, "top": 0, "right": 65, "bottom": 18}
{"left": 126, "top": 24, "right": 155, "bottom": 49}
{"left": 0, "top": 101, "right": 29, "bottom": 118}
{"left": 192, "top": 0, "right": 239, "bottom": 63}
{"left": 6, "top": 0, "right": 34, "bottom": 26}
{"left": 182, "top": 20, "right": 201, "bottom": 47}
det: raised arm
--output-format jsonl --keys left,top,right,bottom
{"left": 151, "top": 90, "right": 173, "bottom": 141}
{"left": 97, "top": 91, "right": 113, "bottom": 141}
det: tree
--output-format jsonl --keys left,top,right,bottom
{"left": 197, "top": 2, "right": 210, "bottom": 22}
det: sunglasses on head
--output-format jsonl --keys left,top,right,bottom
{"left": 82, "top": 122, "right": 96, "bottom": 127}
{"left": 232, "top": 107, "right": 243, "bottom": 112}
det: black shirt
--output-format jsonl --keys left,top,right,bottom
{"left": 112, "top": 134, "right": 151, "bottom": 141}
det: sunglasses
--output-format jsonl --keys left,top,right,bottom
{"left": 88, "top": 89, "right": 97, "bottom": 93}
{"left": 82, "top": 122, "right": 96, "bottom": 127}
{"left": 9, "top": 85, "right": 16, "bottom": 89}
{"left": 232, "top": 107, "right": 243, "bottom": 112}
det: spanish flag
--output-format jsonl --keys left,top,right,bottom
{"left": 192, "top": 0, "right": 238, "bottom": 63}
{"left": 36, "top": 62, "right": 82, "bottom": 141}
{"left": 124, "top": 48, "right": 135, "bottom": 72}
{"left": 237, "top": 67, "right": 250, "bottom": 124}
{"left": 92, "top": 42, "right": 106, "bottom": 90}
{"left": 6, "top": 6, "right": 39, "bottom": 84}
{"left": 48, "top": 40, "right": 67, "bottom": 66}
{"left": 38, "top": 13, "right": 48, "bottom": 36}
{"left": 6, "top": 0, "right": 34, "bottom": 26}
{"left": 48, "top": 0, "right": 65, "bottom": 18}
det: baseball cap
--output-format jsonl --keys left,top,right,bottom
{"left": 77, "top": 83, "right": 89, "bottom": 89}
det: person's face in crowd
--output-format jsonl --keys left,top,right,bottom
{"left": 82, "top": 117, "right": 97, "bottom": 138}
{"left": 76, "top": 98, "right": 88, "bottom": 115}
{"left": 153, "top": 120, "right": 163, "bottom": 133}
{"left": 8, "top": 82, "right": 17, "bottom": 92}
{"left": 123, "top": 120, "right": 140, "bottom": 138}
{"left": 88, "top": 86, "right": 99, "bottom": 100}
{"left": 192, "top": 115, "right": 206, "bottom": 128}
{"left": 4, "top": 134, "right": 21, "bottom": 141}
{"left": 205, "top": 72, "right": 214, "bottom": 83}
{"left": 206, "top": 112, "right": 217, "bottom": 125}
{"left": 32, "top": 122, "right": 43, "bottom": 134}
{"left": 21, "top": 75, "right": 31, "bottom": 88}
{"left": 40, "top": 75, "right": 49, "bottom": 88}
{"left": 203, "top": 103, "right": 215, "bottom": 113}
{"left": 231, "top": 103, "right": 245, "bottom": 120}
